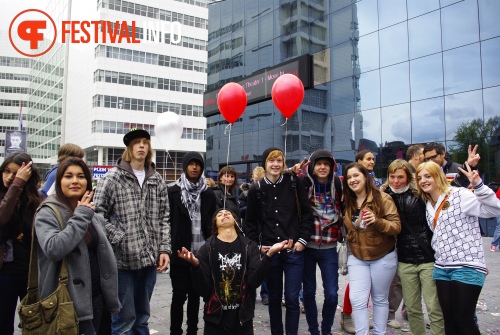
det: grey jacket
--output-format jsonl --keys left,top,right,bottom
{"left": 93, "top": 159, "right": 171, "bottom": 270}
{"left": 35, "top": 198, "right": 120, "bottom": 321}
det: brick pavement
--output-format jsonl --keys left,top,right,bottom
{"left": 14, "top": 237, "right": 500, "bottom": 334}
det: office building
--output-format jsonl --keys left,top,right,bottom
{"left": 205, "top": 0, "right": 500, "bottom": 182}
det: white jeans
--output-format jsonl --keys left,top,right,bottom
{"left": 347, "top": 250, "right": 398, "bottom": 335}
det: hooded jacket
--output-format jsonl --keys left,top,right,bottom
{"left": 93, "top": 158, "right": 171, "bottom": 270}
{"left": 190, "top": 234, "right": 272, "bottom": 325}
{"left": 35, "top": 198, "right": 120, "bottom": 321}
{"left": 301, "top": 149, "right": 343, "bottom": 248}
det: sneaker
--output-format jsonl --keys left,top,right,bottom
{"left": 426, "top": 323, "right": 431, "bottom": 329}
{"left": 340, "top": 313, "right": 356, "bottom": 334}
{"left": 262, "top": 296, "right": 269, "bottom": 305}
{"left": 490, "top": 245, "right": 496, "bottom": 252}
{"left": 387, "top": 319, "right": 401, "bottom": 329}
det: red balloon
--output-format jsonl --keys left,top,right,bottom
{"left": 217, "top": 82, "right": 247, "bottom": 124}
{"left": 271, "top": 74, "right": 305, "bottom": 119}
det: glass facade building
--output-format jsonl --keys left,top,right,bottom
{"left": 205, "top": 0, "right": 500, "bottom": 182}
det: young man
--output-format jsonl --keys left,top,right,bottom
{"left": 245, "top": 147, "right": 314, "bottom": 335}
{"left": 423, "top": 142, "right": 479, "bottom": 187}
{"left": 406, "top": 144, "right": 424, "bottom": 172}
{"left": 94, "top": 129, "right": 171, "bottom": 335}
{"left": 168, "top": 152, "right": 216, "bottom": 335}
{"left": 300, "top": 149, "right": 343, "bottom": 335}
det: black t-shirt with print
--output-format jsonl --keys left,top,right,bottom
{"left": 214, "top": 236, "right": 243, "bottom": 329}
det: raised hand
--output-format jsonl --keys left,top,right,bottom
{"left": 466, "top": 144, "right": 480, "bottom": 167}
{"left": 177, "top": 247, "right": 199, "bottom": 266}
{"left": 16, "top": 161, "right": 33, "bottom": 181}
{"left": 77, "top": 191, "right": 95, "bottom": 210}
{"left": 458, "top": 162, "right": 481, "bottom": 186}
{"left": 291, "top": 157, "right": 310, "bottom": 174}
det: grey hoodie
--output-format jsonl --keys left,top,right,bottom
{"left": 34, "top": 197, "right": 120, "bottom": 321}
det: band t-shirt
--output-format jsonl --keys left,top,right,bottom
{"left": 214, "top": 236, "right": 243, "bottom": 329}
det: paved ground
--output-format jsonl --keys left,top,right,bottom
{"left": 14, "top": 237, "right": 500, "bottom": 334}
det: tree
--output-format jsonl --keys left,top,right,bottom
{"left": 449, "top": 116, "right": 500, "bottom": 183}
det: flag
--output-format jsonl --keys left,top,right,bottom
{"left": 19, "top": 100, "right": 23, "bottom": 131}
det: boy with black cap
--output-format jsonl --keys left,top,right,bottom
{"left": 168, "top": 151, "right": 216, "bottom": 335}
{"left": 94, "top": 128, "right": 171, "bottom": 335}
{"left": 245, "top": 147, "right": 314, "bottom": 335}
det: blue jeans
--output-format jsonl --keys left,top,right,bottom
{"left": 491, "top": 216, "right": 500, "bottom": 247}
{"left": 302, "top": 247, "right": 339, "bottom": 335}
{"left": 260, "top": 278, "right": 269, "bottom": 298}
{"left": 266, "top": 250, "right": 304, "bottom": 335}
{"left": 111, "top": 266, "right": 157, "bottom": 335}
{"left": 348, "top": 250, "right": 398, "bottom": 335}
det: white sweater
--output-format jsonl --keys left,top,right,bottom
{"left": 426, "top": 183, "right": 500, "bottom": 274}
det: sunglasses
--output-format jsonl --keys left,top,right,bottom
{"left": 424, "top": 154, "right": 439, "bottom": 162}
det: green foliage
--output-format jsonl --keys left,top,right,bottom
{"left": 449, "top": 116, "right": 500, "bottom": 183}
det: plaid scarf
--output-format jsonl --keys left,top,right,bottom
{"left": 177, "top": 173, "right": 207, "bottom": 253}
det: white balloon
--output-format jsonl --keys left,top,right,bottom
{"left": 155, "top": 112, "right": 183, "bottom": 151}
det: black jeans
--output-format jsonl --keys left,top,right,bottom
{"left": 204, "top": 321, "right": 253, "bottom": 335}
{"left": 0, "top": 273, "right": 27, "bottom": 335}
{"left": 170, "top": 264, "right": 200, "bottom": 335}
{"left": 435, "top": 280, "right": 482, "bottom": 335}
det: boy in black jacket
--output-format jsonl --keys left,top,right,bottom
{"left": 168, "top": 152, "right": 216, "bottom": 335}
{"left": 244, "top": 147, "right": 314, "bottom": 335}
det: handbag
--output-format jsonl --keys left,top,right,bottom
{"left": 18, "top": 203, "right": 79, "bottom": 335}
{"left": 338, "top": 221, "right": 349, "bottom": 276}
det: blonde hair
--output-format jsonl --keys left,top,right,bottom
{"left": 252, "top": 166, "right": 265, "bottom": 179}
{"left": 415, "top": 161, "right": 450, "bottom": 202}
{"left": 121, "top": 138, "right": 153, "bottom": 165}
{"left": 265, "top": 150, "right": 287, "bottom": 172}
{"left": 206, "top": 178, "right": 216, "bottom": 187}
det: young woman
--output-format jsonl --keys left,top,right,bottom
{"left": 212, "top": 166, "right": 240, "bottom": 216}
{"left": 35, "top": 158, "right": 120, "bottom": 335}
{"left": 178, "top": 209, "right": 293, "bottom": 334}
{"left": 383, "top": 160, "right": 444, "bottom": 335}
{"left": 356, "top": 150, "right": 381, "bottom": 187}
{"left": 0, "top": 153, "right": 41, "bottom": 335}
{"left": 416, "top": 161, "right": 500, "bottom": 335}
{"left": 342, "top": 162, "right": 401, "bottom": 335}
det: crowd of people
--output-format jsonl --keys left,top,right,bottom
{"left": 1, "top": 127, "right": 499, "bottom": 335}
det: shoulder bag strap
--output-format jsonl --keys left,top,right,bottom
{"left": 433, "top": 195, "right": 449, "bottom": 229}
{"left": 27, "top": 204, "right": 70, "bottom": 291}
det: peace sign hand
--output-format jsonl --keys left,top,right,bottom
{"left": 458, "top": 162, "right": 481, "bottom": 186}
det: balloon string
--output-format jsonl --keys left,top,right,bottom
{"left": 165, "top": 151, "right": 175, "bottom": 179}
{"left": 280, "top": 118, "right": 288, "bottom": 160}
{"left": 223, "top": 123, "right": 232, "bottom": 211}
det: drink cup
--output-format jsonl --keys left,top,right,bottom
{"left": 360, "top": 210, "right": 368, "bottom": 229}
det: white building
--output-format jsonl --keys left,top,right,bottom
{"left": 65, "top": 0, "right": 208, "bottom": 182}
{"left": 1, "top": 0, "right": 208, "bottom": 182}
{"left": 0, "top": 33, "right": 32, "bottom": 162}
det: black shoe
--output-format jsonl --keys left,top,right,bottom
{"left": 262, "top": 296, "right": 269, "bottom": 305}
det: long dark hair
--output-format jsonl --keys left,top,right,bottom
{"left": 342, "top": 162, "right": 384, "bottom": 217}
{"left": 211, "top": 209, "right": 242, "bottom": 235}
{"left": 0, "top": 152, "right": 42, "bottom": 239}
{"left": 54, "top": 158, "right": 93, "bottom": 212}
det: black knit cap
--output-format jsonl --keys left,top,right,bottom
{"left": 182, "top": 151, "right": 204, "bottom": 172}
{"left": 308, "top": 149, "right": 336, "bottom": 176}
{"left": 123, "top": 128, "right": 150, "bottom": 146}
{"left": 261, "top": 147, "right": 283, "bottom": 168}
